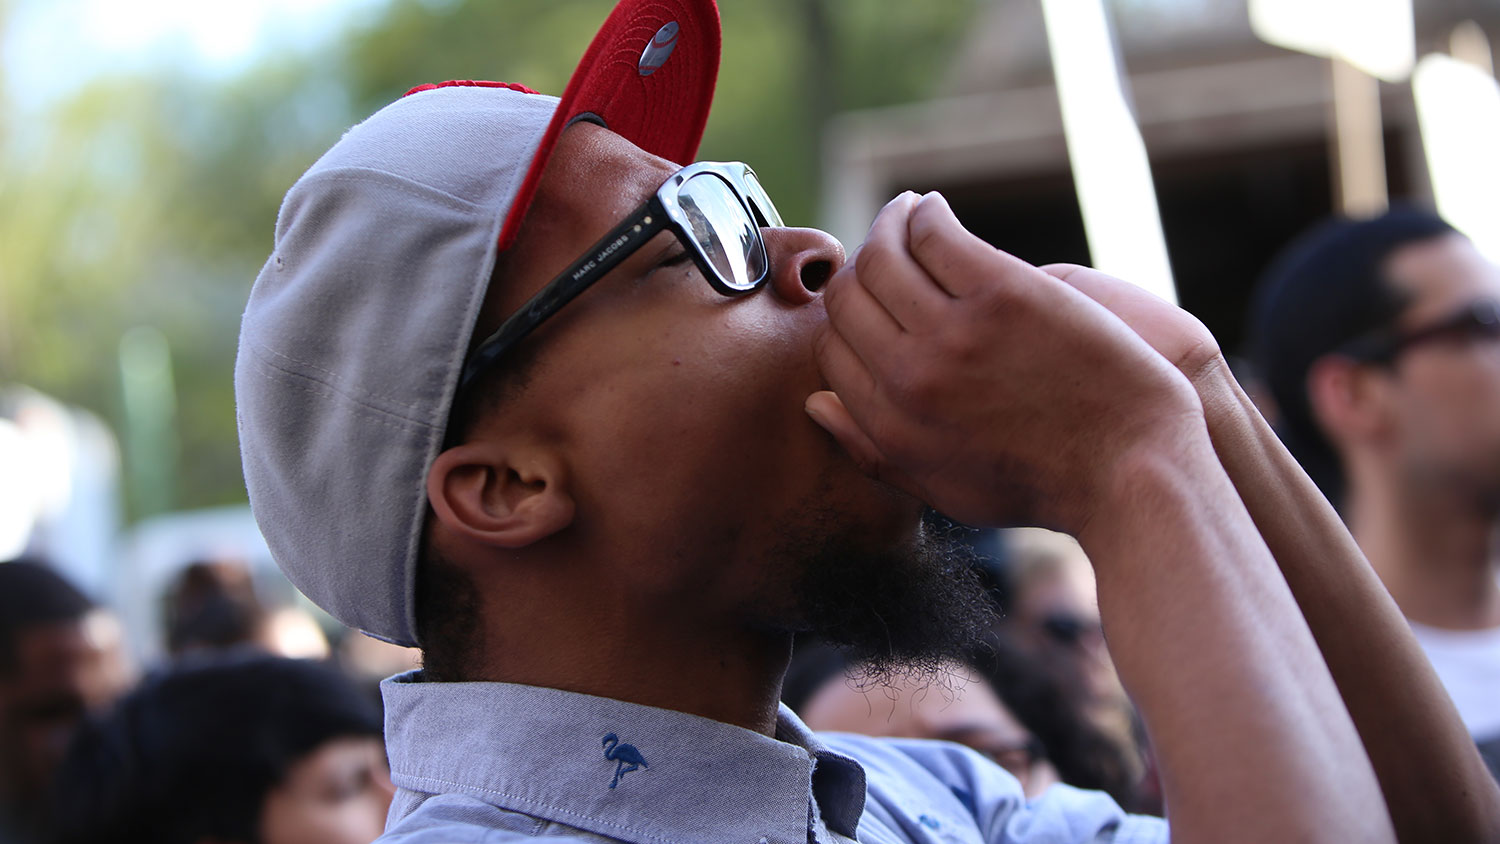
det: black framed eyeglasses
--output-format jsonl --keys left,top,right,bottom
{"left": 461, "top": 161, "right": 783, "bottom": 389}
{"left": 1335, "top": 299, "right": 1500, "bottom": 365}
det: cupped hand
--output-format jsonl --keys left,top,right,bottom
{"left": 808, "top": 192, "right": 1204, "bottom": 533}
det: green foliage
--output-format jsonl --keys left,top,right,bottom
{"left": 0, "top": 0, "right": 974, "bottom": 521}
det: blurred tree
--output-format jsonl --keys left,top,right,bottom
{"left": 0, "top": 0, "right": 973, "bottom": 521}
{"left": 704, "top": 0, "right": 979, "bottom": 226}
{"left": 0, "top": 63, "right": 345, "bottom": 520}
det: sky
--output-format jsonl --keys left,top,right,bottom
{"left": 3, "top": 0, "right": 391, "bottom": 107}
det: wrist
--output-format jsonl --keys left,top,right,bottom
{"left": 1076, "top": 406, "right": 1218, "bottom": 556}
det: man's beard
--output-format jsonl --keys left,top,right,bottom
{"left": 767, "top": 512, "right": 999, "bottom": 686}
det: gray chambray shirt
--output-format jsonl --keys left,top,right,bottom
{"left": 378, "top": 671, "right": 1168, "bottom": 844}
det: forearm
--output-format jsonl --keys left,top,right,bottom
{"left": 1198, "top": 362, "right": 1500, "bottom": 842}
{"left": 1080, "top": 433, "right": 1392, "bottom": 844}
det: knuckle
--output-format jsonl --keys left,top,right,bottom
{"left": 907, "top": 198, "right": 961, "bottom": 259}
{"left": 907, "top": 213, "right": 941, "bottom": 260}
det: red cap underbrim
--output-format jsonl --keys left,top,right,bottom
{"left": 498, "top": 0, "right": 721, "bottom": 251}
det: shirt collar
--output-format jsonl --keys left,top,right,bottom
{"left": 382, "top": 671, "right": 866, "bottom": 844}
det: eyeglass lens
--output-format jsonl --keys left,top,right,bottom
{"left": 741, "top": 170, "right": 784, "bottom": 228}
{"left": 678, "top": 173, "right": 766, "bottom": 290}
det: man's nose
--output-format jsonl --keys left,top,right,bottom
{"left": 761, "top": 227, "right": 846, "bottom": 305}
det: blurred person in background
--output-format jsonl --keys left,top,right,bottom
{"left": 1251, "top": 208, "right": 1500, "bottom": 775}
{"left": 163, "top": 559, "right": 329, "bottom": 662}
{"left": 0, "top": 559, "right": 131, "bottom": 844}
{"left": 784, "top": 642, "right": 1058, "bottom": 798}
{"left": 993, "top": 530, "right": 1135, "bottom": 765}
{"left": 163, "top": 560, "right": 269, "bottom": 657}
{"left": 951, "top": 529, "right": 1150, "bottom": 808}
{"left": 980, "top": 630, "right": 1157, "bottom": 814}
{"left": 50, "top": 654, "right": 393, "bottom": 844}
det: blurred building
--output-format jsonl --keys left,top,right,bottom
{"left": 821, "top": 0, "right": 1500, "bottom": 354}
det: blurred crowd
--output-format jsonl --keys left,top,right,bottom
{"left": 4, "top": 203, "right": 1500, "bottom": 842}
{"left": 0, "top": 554, "right": 415, "bottom": 844}
{"left": 3, "top": 524, "right": 1160, "bottom": 844}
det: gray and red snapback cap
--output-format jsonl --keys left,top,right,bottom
{"left": 235, "top": 0, "right": 721, "bottom": 647}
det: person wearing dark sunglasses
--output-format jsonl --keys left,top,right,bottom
{"left": 236, "top": 2, "right": 1499, "bottom": 842}
{"left": 1253, "top": 207, "right": 1500, "bottom": 782}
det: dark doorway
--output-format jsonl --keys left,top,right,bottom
{"left": 912, "top": 129, "right": 1415, "bottom": 357}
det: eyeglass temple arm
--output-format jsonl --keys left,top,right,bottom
{"left": 1338, "top": 300, "right": 1500, "bottom": 363}
{"left": 1335, "top": 334, "right": 1399, "bottom": 363}
{"left": 461, "top": 199, "right": 670, "bottom": 388}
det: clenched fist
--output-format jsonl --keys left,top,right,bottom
{"left": 807, "top": 191, "right": 1206, "bottom": 534}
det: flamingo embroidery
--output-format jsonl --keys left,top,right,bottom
{"left": 601, "top": 733, "right": 648, "bottom": 789}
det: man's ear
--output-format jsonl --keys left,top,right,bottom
{"left": 426, "top": 441, "right": 574, "bottom": 549}
{"left": 1307, "top": 355, "right": 1395, "bottom": 447}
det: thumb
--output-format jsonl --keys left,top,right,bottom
{"left": 804, "top": 391, "right": 921, "bottom": 495}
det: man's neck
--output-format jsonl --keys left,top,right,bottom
{"left": 1348, "top": 470, "right": 1500, "bottom": 630}
{"left": 474, "top": 597, "right": 793, "bottom": 736}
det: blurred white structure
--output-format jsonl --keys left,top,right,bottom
{"left": 1250, "top": 0, "right": 1417, "bottom": 217}
{"left": 1250, "top": 0, "right": 1415, "bottom": 81}
{"left": 1414, "top": 51, "right": 1500, "bottom": 263}
{"left": 0, "top": 386, "right": 122, "bottom": 597}
{"left": 1041, "top": 0, "right": 1176, "bottom": 302}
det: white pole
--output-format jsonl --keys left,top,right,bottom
{"left": 1040, "top": 0, "right": 1176, "bottom": 304}
{"left": 1329, "top": 57, "right": 1389, "bottom": 217}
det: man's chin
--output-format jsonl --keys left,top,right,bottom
{"left": 771, "top": 511, "right": 998, "bottom": 681}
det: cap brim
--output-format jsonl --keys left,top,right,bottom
{"left": 497, "top": 0, "right": 721, "bottom": 250}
